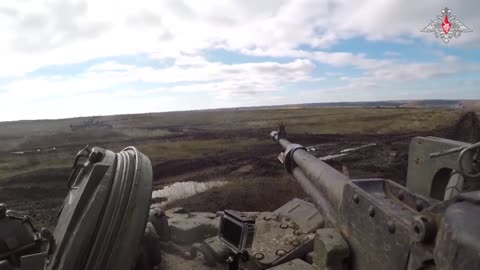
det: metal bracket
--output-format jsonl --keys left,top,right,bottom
{"left": 430, "top": 141, "right": 480, "bottom": 178}
{"left": 313, "top": 228, "right": 350, "bottom": 270}
{"left": 406, "top": 137, "right": 479, "bottom": 199}
{"left": 284, "top": 144, "right": 307, "bottom": 173}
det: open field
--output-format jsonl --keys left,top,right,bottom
{"left": 0, "top": 106, "right": 477, "bottom": 229}
{"left": 0, "top": 107, "right": 463, "bottom": 174}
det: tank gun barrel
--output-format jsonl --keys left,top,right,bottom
{"left": 271, "top": 127, "right": 480, "bottom": 270}
{"left": 270, "top": 128, "right": 349, "bottom": 225}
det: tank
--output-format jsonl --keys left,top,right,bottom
{"left": 70, "top": 118, "right": 113, "bottom": 131}
{"left": 1, "top": 126, "right": 479, "bottom": 270}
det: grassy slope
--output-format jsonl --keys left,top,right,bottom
{"left": 0, "top": 107, "right": 462, "bottom": 180}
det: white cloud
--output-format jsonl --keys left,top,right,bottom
{"left": 304, "top": 56, "right": 480, "bottom": 99}
{"left": 335, "top": 1, "right": 479, "bottom": 45}
{"left": 0, "top": 58, "right": 316, "bottom": 104}
{"left": 87, "top": 58, "right": 315, "bottom": 84}
{"left": 0, "top": 0, "right": 478, "bottom": 120}
{"left": 0, "top": 0, "right": 477, "bottom": 76}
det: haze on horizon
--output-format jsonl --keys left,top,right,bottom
{"left": 0, "top": 0, "right": 479, "bottom": 121}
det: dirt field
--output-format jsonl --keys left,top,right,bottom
{"left": 0, "top": 107, "right": 478, "bottom": 229}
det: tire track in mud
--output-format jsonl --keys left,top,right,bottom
{"left": 2, "top": 112, "right": 480, "bottom": 228}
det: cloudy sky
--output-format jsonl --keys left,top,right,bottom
{"left": 0, "top": 0, "right": 479, "bottom": 121}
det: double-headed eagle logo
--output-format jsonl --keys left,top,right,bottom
{"left": 421, "top": 7, "right": 472, "bottom": 44}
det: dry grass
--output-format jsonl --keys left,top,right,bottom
{"left": 0, "top": 152, "right": 73, "bottom": 180}
{"left": 0, "top": 107, "right": 463, "bottom": 181}
{"left": 219, "top": 108, "right": 461, "bottom": 134}
{"left": 120, "top": 128, "right": 175, "bottom": 138}
{"left": 117, "top": 107, "right": 461, "bottom": 134}
{"left": 137, "top": 138, "right": 263, "bottom": 160}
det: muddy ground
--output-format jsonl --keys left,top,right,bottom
{"left": 1, "top": 112, "right": 479, "bottom": 230}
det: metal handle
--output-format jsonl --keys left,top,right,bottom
{"left": 66, "top": 145, "right": 91, "bottom": 188}
{"left": 429, "top": 145, "right": 466, "bottom": 158}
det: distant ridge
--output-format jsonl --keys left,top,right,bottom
{"left": 0, "top": 99, "right": 478, "bottom": 123}
{"left": 232, "top": 99, "right": 479, "bottom": 111}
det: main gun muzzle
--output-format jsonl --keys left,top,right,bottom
{"left": 271, "top": 127, "right": 349, "bottom": 225}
